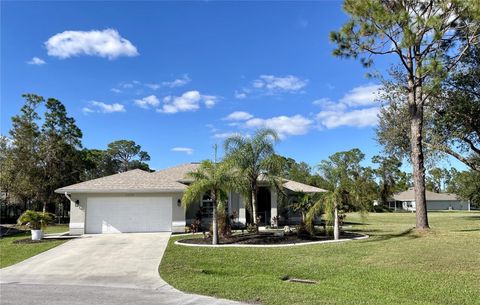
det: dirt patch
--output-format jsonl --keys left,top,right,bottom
{"left": 177, "top": 232, "right": 362, "bottom": 245}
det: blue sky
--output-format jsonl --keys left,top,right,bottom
{"left": 0, "top": 1, "right": 463, "bottom": 171}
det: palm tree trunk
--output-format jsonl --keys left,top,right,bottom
{"left": 212, "top": 190, "right": 218, "bottom": 245}
{"left": 333, "top": 204, "right": 339, "bottom": 240}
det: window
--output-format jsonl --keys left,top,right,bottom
{"left": 200, "top": 194, "right": 213, "bottom": 218}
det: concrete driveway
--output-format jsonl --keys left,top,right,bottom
{"left": 0, "top": 233, "right": 245, "bottom": 305}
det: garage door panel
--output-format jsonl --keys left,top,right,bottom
{"left": 86, "top": 197, "right": 172, "bottom": 233}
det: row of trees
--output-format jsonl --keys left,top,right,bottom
{"left": 0, "top": 94, "right": 151, "bottom": 216}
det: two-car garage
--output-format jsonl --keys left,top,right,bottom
{"left": 85, "top": 197, "right": 173, "bottom": 234}
{"left": 56, "top": 167, "right": 191, "bottom": 235}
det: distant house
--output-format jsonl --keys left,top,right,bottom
{"left": 384, "top": 188, "right": 470, "bottom": 211}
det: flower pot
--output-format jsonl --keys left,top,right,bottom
{"left": 31, "top": 229, "right": 43, "bottom": 241}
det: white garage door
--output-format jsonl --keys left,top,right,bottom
{"left": 85, "top": 196, "right": 172, "bottom": 233}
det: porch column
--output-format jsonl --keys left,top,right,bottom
{"left": 238, "top": 194, "right": 247, "bottom": 225}
{"left": 270, "top": 188, "right": 278, "bottom": 223}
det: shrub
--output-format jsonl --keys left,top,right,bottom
{"left": 17, "top": 210, "right": 55, "bottom": 230}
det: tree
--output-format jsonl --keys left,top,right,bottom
{"left": 331, "top": 0, "right": 480, "bottom": 229}
{"left": 6, "top": 94, "right": 43, "bottom": 209}
{"left": 39, "top": 98, "right": 83, "bottom": 212}
{"left": 372, "top": 155, "right": 407, "bottom": 205}
{"left": 307, "top": 148, "right": 375, "bottom": 239}
{"left": 430, "top": 45, "right": 480, "bottom": 171}
{"left": 291, "top": 193, "right": 315, "bottom": 223}
{"left": 426, "top": 167, "right": 452, "bottom": 192}
{"left": 106, "top": 140, "right": 151, "bottom": 172}
{"left": 80, "top": 149, "right": 118, "bottom": 180}
{"left": 181, "top": 160, "right": 235, "bottom": 245}
{"left": 448, "top": 169, "right": 480, "bottom": 207}
{"left": 224, "top": 128, "right": 279, "bottom": 225}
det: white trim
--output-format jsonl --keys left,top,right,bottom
{"left": 69, "top": 222, "right": 85, "bottom": 229}
{"left": 172, "top": 221, "right": 186, "bottom": 227}
{"left": 174, "top": 233, "right": 369, "bottom": 248}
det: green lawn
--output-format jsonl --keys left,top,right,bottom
{"left": 160, "top": 212, "right": 480, "bottom": 305}
{"left": 0, "top": 225, "right": 69, "bottom": 268}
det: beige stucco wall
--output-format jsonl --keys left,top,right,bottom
{"left": 66, "top": 192, "right": 185, "bottom": 235}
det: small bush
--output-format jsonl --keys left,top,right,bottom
{"left": 17, "top": 210, "right": 55, "bottom": 230}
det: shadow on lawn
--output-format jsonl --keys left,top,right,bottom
{"left": 456, "top": 228, "right": 480, "bottom": 232}
{"left": 461, "top": 215, "right": 480, "bottom": 221}
{"left": 362, "top": 227, "right": 418, "bottom": 243}
{"left": 343, "top": 221, "right": 371, "bottom": 226}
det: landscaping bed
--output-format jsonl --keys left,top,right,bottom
{"left": 177, "top": 231, "right": 363, "bottom": 245}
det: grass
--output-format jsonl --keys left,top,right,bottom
{"left": 160, "top": 212, "right": 480, "bottom": 305}
{"left": 0, "top": 225, "right": 69, "bottom": 268}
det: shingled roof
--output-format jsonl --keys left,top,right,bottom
{"left": 150, "top": 162, "right": 201, "bottom": 182}
{"left": 56, "top": 163, "right": 327, "bottom": 194}
{"left": 55, "top": 169, "right": 187, "bottom": 194}
{"left": 392, "top": 188, "right": 460, "bottom": 201}
{"left": 282, "top": 179, "right": 327, "bottom": 193}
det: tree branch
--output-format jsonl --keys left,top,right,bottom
{"left": 427, "top": 143, "right": 480, "bottom": 172}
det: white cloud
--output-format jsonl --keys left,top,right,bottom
{"left": 144, "top": 75, "right": 191, "bottom": 90}
{"left": 171, "top": 147, "right": 194, "bottom": 155}
{"left": 234, "top": 91, "right": 247, "bottom": 99}
{"left": 313, "top": 84, "right": 381, "bottom": 129}
{"left": 203, "top": 95, "right": 217, "bottom": 108}
{"left": 243, "top": 115, "right": 312, "bottom": 139}
{"left": 213, "top": 132, "right": 240, "bottom": 139}
{"left": 223, "top": 111, "right": 253, "bottom": 121}
{"left": 252, "top": 75, "right": 308, "bottom": 93}
{"left": 236, "top": 75, "right": 308, "bottom": 98}
{"left": 339, "top": 84, "right": 381, "bottom": 106}
{"left": 111, "top": 88, "right": 121, "bottom": 93}
{"left": 82, "top": 107, "right": 94, "bottom": 114}
{"left": 134, "top": 95, "right": 160, "bottom": 109}
{"left": 88, "top": 101, "right": 126, "bottom": 113}
{"left": 313, "top": 98, "right": 347, "bottom": 111}
{"left": 162, "top": 75, "right": 191, "bottom": 88}
{"left": 145, "top": 83, "right": 161, "bottom": 90}
{"left": 27, "top": 57, "right": 46, "bottom": 65}
{"left": 316, "top": 107, "right": 379, "bottom": 129}
{"left": 158, "top": 91, "right": 218, "bottom": 114}
{"left": 45, "top": 29, "right": 138, "bottom": 59}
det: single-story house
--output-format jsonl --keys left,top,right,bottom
{"left": 383, "top": 187, "right": 470, "bottom": 211}
{"left": 56, "top": 163, "right": 326, "bottom": 235}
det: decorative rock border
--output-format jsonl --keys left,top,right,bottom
{"left": 174, "top": 233, "right": 369, "bottom": 248}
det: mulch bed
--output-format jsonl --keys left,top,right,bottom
{"left": 178, "top": 232, "right": 362, "bottom": 245}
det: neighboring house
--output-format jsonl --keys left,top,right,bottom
{"left": 384, "top": 188, "right": 470, "bottom": 211}
{"left": 55, "top": 163, "right": 326, "bottom": 235}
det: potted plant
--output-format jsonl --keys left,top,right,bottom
{"left": 17, "top": 210, "right": 55, "bottom": 241}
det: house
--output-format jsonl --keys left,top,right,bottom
{"left": 385, "top": 188, "right": 470, "bottom": 211}
{"left": 55, "top": 163, "right": 326, "bottom": 235}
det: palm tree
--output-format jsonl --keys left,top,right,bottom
{"left": 224, "top": 128, "right": 279, "bottom": 226}
{"left": 306, "top": 189, "right": 342, "bottom": 240}
{"left": 182, "top": 160, "right": 235, "bottom": 245}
